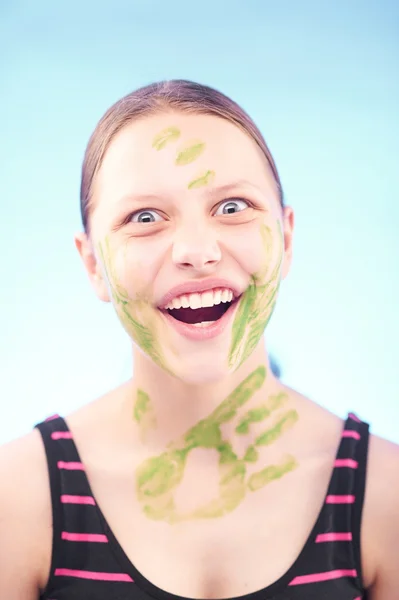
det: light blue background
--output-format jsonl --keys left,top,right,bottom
{"left": 1, "top": 0, "right": 398, "bottom": 444}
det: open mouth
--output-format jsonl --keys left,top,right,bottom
{"left": 165, "top": 300, "right": 236, "bottom": 326}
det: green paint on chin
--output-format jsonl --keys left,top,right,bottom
{"left": 152, "top": 126, "right": 181, "bottom": 150}
{"left": 187, "top": 169, "right": 216, "bottom": 189}
{"left": 175, "top": 141, "right": 205, "bottom": 165}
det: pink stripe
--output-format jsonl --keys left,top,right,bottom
{"left": 334, "top": 458, "right": 358, "bottom": 468}
{"left": 289, "top": 568, "right": 357, "bottom": 585}
{"left": 348, "top": 412, "right": 361, "bottom": 423}
{"left": 342, "top": 430, "right": 361, "bottom": 440}
{"left": 326, "top": 494, "right": 355, "bottom": 504}
{"left": 58, "top": 461, "right": 85, "bottom": 470}
{"left": 45, "top": 414, "right": 60, "bottom": 421}
{"left": 316, "top": 532, "right": 352, "bottom": 542}
{"left": 354, "top": 597, "right": 361, "bottom": 600}
{"left": 61, "top": 495, "right": 96, "bottom": 505}
{"left": 52, "top": 431, "right": 73, "bottom": 440}
{"left": 54, "top": 568, "right": 133, "bottom": 582}
{"left": 62, "top": 532, "right": 108, "bottom": 543}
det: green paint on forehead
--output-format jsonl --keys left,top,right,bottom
{"left": 175, "top": 141, "right": 205, "bottom": 166}
{"left": 187, "top": 169, "right": 216, "bottom": 189}
{"left": 152, "top": 126, "right": 181, "bottom": 150}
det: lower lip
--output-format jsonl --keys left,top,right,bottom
{"left": 159, "top": 300, "right": 240, "bottom": 341}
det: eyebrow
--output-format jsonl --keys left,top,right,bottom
{"left": 117, "top": 179, "right": 264, "bottom": 206}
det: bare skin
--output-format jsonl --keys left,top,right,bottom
{"left": 1, "top": 111, "right": 398, "bottom": 599}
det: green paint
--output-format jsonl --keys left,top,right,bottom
{"left": 228, "top": 223, "right": 285, "bottom": 369}
{"left": 187, "top": 169, "right": 216, "bottom": 189}
{"left": 175, "top": 141, "right": 205, "bottom": 166}
{"left": 98, "top": 237, "right": 171, "bottom": 374}
{"left": 152, "top": 126, "right": 181, "bottom": 150}
{"left": 236, "top": 392, "right": 287, "bottom": 434}
{"left": 247, "top": 455, "right": 298, "bottom": 492}
{"left": 243, "top": 445, "right": 259, "bottom": 462}
{"left": 134, "top": 389, "right": 150, "bottom": 423}
{"left": 133, "top": 389, "right": 157, "bottom": 440}
{"left": 255, "top": 409, "right": 299, "bottom": 447}
{"left": 135, "top": 366, "right": 299, "bottom": 523}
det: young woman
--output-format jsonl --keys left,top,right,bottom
{"left": 1, "top": 80, "right": 398, "bottom": 600}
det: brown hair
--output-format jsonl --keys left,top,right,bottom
{"left": 80, "top": 79, "right": 284, "bottom": 233}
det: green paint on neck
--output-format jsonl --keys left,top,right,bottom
{"left": 235, "top": 392, "right": 288, "bottom": 434}
{"left": 255, "top": 409, "right": 299, "bottom": 447}
{"left": 175, "top": 141, "right": 205, "bottom": 166}
{"left": 135, "top": 366, "right": 299, "bottom": 524}
{"left": 247, "top": 455, "right": 298, "bottom": 492}
{"left": 152, "top": 126, "right": 181, "bottom": 150}
{"left": 187, "top": 169, "right": 216, "bottom": 189}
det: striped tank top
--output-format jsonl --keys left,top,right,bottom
{"left": 35, "top": 412, "right": 369, "bottom": 600}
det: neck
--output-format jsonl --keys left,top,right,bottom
{"left": 126, "top": 341, "right": 283, "bottom": 450}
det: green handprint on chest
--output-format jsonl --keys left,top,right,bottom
{"left": 135, "top": 366, "right": 299, "bottom": 523}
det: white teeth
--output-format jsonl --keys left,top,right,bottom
{"left": 213, "top": 290, "right": 222, "bottom": 305}
{"left": 189, "top": 293, "right": 202, "bottom": 309}
{"left": 164, "top": 288, "right": 235, "bottom": 311}
{"left": 172, "top": 297, "right": 182, "bottom": 309}
{"left": 201, "top": 291, "right": 215, "bottom": 307}
{"left": 181, "top": 294, "right": 190, "bottom": 308}
{"left": 221, "top": 289, "right": 232, "bottom": 303}
{"left": 192, "top": 321, "right": 215, "bottom": 328}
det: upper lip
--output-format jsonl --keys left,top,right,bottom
{"left": 157, "top": 278, "right": 242, "bottom": 309}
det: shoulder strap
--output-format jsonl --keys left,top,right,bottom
{"left": 34, "top": 415, "right": 110, "bottom": 594}
{"left": 324, "top": 412, "right": 370, "bottom": 590}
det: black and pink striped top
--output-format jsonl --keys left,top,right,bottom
{"left": 35, "top": 412, "right": 369, "bottom": 600}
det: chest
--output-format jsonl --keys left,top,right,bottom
{"left": 87, "top": 452, "right": 333, "bottom": 598}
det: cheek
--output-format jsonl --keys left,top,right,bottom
{"left": 114, "top": 240, "right": 161, "bottom": 300}
{"left": 225, "top": 222, "right": 275, "bottom": 278}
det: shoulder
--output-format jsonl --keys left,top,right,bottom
{"left": 361, "top": 432, "right": 399, "bottom": 595}
{"left": 0, "top": 429, "right": 52, "bottom": 596}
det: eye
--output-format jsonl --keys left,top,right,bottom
{"left": 130, "top": 209, "right": 163, "bottom": 224}
{"left": 214, "top": 198, "right": 250, "bottom": 216}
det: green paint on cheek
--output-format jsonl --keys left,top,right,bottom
{"left": 98, "top": 237, "right": 172, "bottom": 375}
{"left": 187, "top": 169, "right": 216, "bottom": 189}
{"left": 152, "top": 126, "right": 181, "bottom": 150}
{"left": 175, "top": 141, "right": 205, "bottom": 165}
{"left": 255, "top": 409, "right": 299, "bottom": 447}
{"left": 247, "top": 455, "right": 298, "bottom": 492}
{"left": 228, "top": 223, "right": 285, "bottom": 369}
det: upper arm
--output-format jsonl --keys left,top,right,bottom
{"left": 0, "top": 430, "right": 52, "bottom": 600}
{"left": 362, "top": 434, "right": 399, "bottom": 599}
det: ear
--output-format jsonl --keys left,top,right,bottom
{"left": 74, "top": 232, "right": 111, "bottom": 303}
{"left": 280, "top": 206, "right": 294, "bottom": 280}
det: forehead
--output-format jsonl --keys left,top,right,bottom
{"left": 93, "top": 112, "right": 276, "bottom": 208}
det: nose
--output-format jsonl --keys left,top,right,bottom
{"left": 172, "top": 224, "right": 221, "bottom": 272}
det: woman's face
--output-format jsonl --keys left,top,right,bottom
{"left": 83, "top": 112, "right": 294, "bottom": 383}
